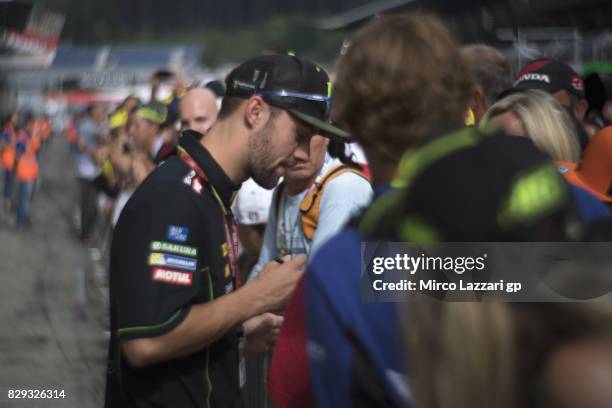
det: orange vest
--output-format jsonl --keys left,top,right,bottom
{"left": 1, "top": 147, "right": 16, "bottom": 170}
{"left": 66, "top": 124, "right": 78, "bottom": 143}
{"left": 16, "top": 139, "right": 39, "bottom": 181}
{"left": 31, "top": 134, "right": 41, "bottom": 152}
{"left": 1, "top": 126, "right": 16, "bottom": 170}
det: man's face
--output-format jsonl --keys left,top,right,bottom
{"left": 490, "top": 111, "right": 527, "bottom": 137}
{"left": 179, "top": 89, "right": 218, "bottom": 136}
{"left": 130, "top": 114, "right": 158, "bottom": 149}
{"left": 551, "top": 89, "right": 588, "bottom": 122}
{"left": 248, "top": 109, "right": 314, "bottom": 189}
{"left": 92, "top": 104, "right": 107, "bottom": 123}
{"left": 285, "top": 134, "right": 328, "bottom": 183}
{"left": 551, "top": 89, "right": 573, "bottom": 109}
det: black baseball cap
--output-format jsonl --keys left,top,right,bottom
{"left": 225, "top": 54, "right": 349, "bottom": 140}
{"left": 361, "top": 127, "right": 579, "bottom": 242}
{"left": 500, "top": 58, "right": 585, "bottom": 100}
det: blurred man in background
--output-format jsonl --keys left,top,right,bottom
{"left": 179, "top": 87, "right": 219, "bottom": 138}
{"left": 461, "top": 44, "right": 514, "bottom": 124}
{"left": 502, "top": 58, "right": 590, "bottom": 152}
{"left": 75, "top": 103, "right": 107, "bottom": 243}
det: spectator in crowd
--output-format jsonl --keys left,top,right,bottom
{"left": 156, "top": 113, "right": 179, "bottom": 163}
{"left": 295, "top": 13, "right": 473, "bottom": 408}
{"left": 179, "top": 87, "right": 219, "bottom": 138}
{"left": 1, "top": 111, "right": 18, "bottom": 212}
{"left": 296, "top": 12, "right": 603, "bottom": 408}
{"left": 65, "top": 114, "right": 79, "bottom": 156}
{"left": 102, "top": 102, "right": 168, "bottom": 227}
{"left": 482, "top": 89, "right": 579, "bottom": 162}
{"left": 250, "top": 136, "right": 371, "bottom": 280}
{"left": 129, "top": 102, "right": 168, "bottom": 183}
{"left": 233, "top": 177, "right": 274, "bottom": 281}
{"left": 75, "top": 103, "right": 107, "bottom": 242}
{"left": 380, "top": 129, "right": 580, "bottom": 406}
{"left": 14, "top": 112, "right": 40, "bottom": 227}
{"left": 461, "top": 44, "right": 513, "bottom": 124}
{"left": 482, "top": 89, "right": 609, "bottom": 221}
{"left": 151, "top": 69, "right": 187, "bottom": 122}
{"left": 556, "top": 126, "right": 612, "bottom": 210}
{"left": 118, "top": 95, "right": 141, "bottom": 117}
{"left": 502, "top": 58, "right": 590, "bottom": 153}
{"left": 260, "top": 134, "right": 371, "bottom": 408}
{"left": 107, "top": 110, "right": 136, "bottom": 228}
{"left": 131, "top": 102, "right": 167, "bottom": 157}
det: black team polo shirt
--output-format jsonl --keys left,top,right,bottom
{"left": 105, "top": 130, "right": 244, "bottom": 408}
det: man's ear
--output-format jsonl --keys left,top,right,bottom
{"left": 244, "top": 96, "right": 267, "bottom": 129}
{"left": 573, "top": 99, "right": 589, "bottom": 122}
{"left": 470, "top": 87, "right": 486, "bottom": 124}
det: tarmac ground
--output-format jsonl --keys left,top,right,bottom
{"left": 0, "top": 135, "right": 108, "bottom": 407}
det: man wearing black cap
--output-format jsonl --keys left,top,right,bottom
{"left": 503, "top": 58, "right": 590, "bottom": 151}
{"left": 105, "top": 54, "right": 347, "bottom": 407}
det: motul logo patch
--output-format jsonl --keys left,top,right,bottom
{"left": 151, "top": 267, "right": 193, "bottom": 286}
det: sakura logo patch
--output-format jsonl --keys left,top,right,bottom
{"left": 151, "top": 267, "right": 193, "bottom": 286}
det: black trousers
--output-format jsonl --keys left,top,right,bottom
{"left": 79, "top": 177, "right": 98, "bottom": 238}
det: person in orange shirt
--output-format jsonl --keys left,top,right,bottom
{"left": 14, "top": 113, "right": 39, "bottom": 227}
{"left": 66, "top": 115, "right": 79, "bottom": 156}
{"left": 1, "top": 111, "right": 18, "bottom": 212}
{"left": 41, "top": 115, "right": 51, "bottom": 142}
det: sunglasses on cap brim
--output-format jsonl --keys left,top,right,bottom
{"left": 256, "top": 89, "right": 333, "bottom": 122}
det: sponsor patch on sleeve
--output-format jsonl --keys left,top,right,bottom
{"left": 150, "top": 241, "right": 198, "bottom": 257}
{"left": 167, "top": 225, "right": 189, "bottom": 242}
{"left": 148, "top": 252, "right": 197, "bottom": 271}
{"left": 151, "top": 267, "right": 193, "bottom": 286}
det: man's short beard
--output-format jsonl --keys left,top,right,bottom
{"left": 248, "top": 109, "right": 283, "bottom": 189}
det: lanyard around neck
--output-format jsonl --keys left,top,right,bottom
{"left": 177, "top": 146, "right": 241, "bottom": 288}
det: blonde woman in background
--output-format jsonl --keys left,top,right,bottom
{"left": 482, "top": 89, "right": 610, "bottom": 220}
{"left": 481, "top": 89, "right": 580, "bottom": 162}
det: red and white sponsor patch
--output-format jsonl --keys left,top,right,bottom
{"left": 192, "top": 177, "right": 203, "bottom": 194}
{"left": 571, "top": 76, "right": 584, "bottom": 92}
{"left": 151, "top": 267, "right": 193, "bottom": 286}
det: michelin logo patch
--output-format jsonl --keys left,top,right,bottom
{"left": 151, "top": 267, "right": 193, "bottom": 286}
{"left": 151, "top": 241, "right": 197, "bottom": 257}
{"left": 149, "top": 252, "right": 197, "bottom": 271}
{"left": 167, "top": 225, "right": 189, "bottom": 242}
